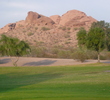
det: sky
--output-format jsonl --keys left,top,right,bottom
{"left": 0, "top": 0, "right": 110, "bottom": 28}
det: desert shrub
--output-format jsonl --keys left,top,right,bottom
{"left": 65, "top": 41, "right": 71, "bottom": 44}
{"left": 57, "top": 50, "right": 72, "bottom": 58}
{"left": 41, "top": 27, "right": 50, "bottom": 31}
{"left": 62, "top": 27, "right": 66, "bottom": 31}
{"left": 28, "top": 32, "right": 34, "bottom": 36}
{"left": 53, "top": 45, "right": 64, "bottom": 49}
{"left": 54, "top": 40, "right": 58, "bottom": 43}
{"left": 58, "top": 26, "right": 66, "bottom": 31}
{"left": 30, "top": 47, "right": 47, "bottom": 57}
{"left": 67, "top": 31, "right": 71, "bottom": 34}
{"left": 67, "top": 27, "right": 71, "bottom": 30}
{"left": 73, "top": 27, "right": 78, "bottom": 31}
{"left": 68, "top": 38, "right": 71, "bottom": 40}
{"left": 50, "top": 48, "right": 72, "bottom": 58}
{"left": 35, "top": 27, "right": 38, "bottom": 30}
{"left": 86, "top": 50, "right": 98, "bottom": 59}
{"left": 100, "top": 55, "right": 107, "bottom": 60}
{"left": 106, "top": 52, "right": 110, "bottom": 60}
{"left": 51, "top": 48, "right": 59, "bottom": 55}
{"left": 64, "top": 34, "right": 70, "bottom": 38}
{"left": 22, "top": 30, "right": 26, "bottom": 33}
{"left": 72, "top": 50, "right": 87, "bottom": 62}
{"left": 30, "top": 47, "right": 58, "bottom": 58}
{"left": 100, "top": 51, "right": 110, "bottom": 60}
{"left": 58, "top": 27, "right": 62, "bottom": 29}
{"left": 36, "top": 41, "right": 44, "bottom": 46}
{"left": 72, "top": 49, "right": 110, "bottom": 60}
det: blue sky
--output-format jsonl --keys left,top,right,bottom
{"left": 0, "top": 0, "right": 110, "bottom": 28}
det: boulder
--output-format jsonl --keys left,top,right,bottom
{"left": 8, "top": 23, "right": 16, "bottom": 30}
{"left": 25, "top": 11, "right": 55, "bottom": 26}
{"left": 0, "top": 23, "right": 16, "bottom": 33}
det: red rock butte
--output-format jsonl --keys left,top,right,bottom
{"left": 0, "top": 10, "right": 97, "bottom": 48}
{"left": 0, "top": 10, "right": 97, "bottom": 32}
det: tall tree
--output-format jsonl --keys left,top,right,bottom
{"left": 77, "top": 21, "right": 110, "bottom": 62}
{"left": 77, "top": 27, "right": 87, "bottom": 48}
{"left": 91, "top": 21, "right": 110, "bottom": 51}
{"left": 86, "top": 27, "right": 105, "bottom": 63}
{"left": 0, "top": 35, "right": 31, "bottom": 66}
{"left": 105, "top": 28, "right": 110, "bottom": 50}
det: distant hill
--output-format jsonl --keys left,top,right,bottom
{"left": 0, "top": 10, "right": 97, "bottom": 48}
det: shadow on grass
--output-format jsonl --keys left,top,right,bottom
{"left": 0, "top": 72, "right": 61, "bottom": 93}
{"left": 23, "top": 59, "right": 57, "bottom": 66}
{"left": 0, "top": 58, "right": 11, "bottom": 64}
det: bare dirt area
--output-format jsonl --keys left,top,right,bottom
{"left": 0, "top": 57, "right": 110, "bottom": 67}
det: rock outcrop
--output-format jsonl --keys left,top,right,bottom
{"left": 25, "top": 11, "right": 55, "bottom": 26}
{"left": 50, "top": 15, "right": 61, "bottom": 25}
{"left": 59, "top": 10, "right": 86, "bottom": 26}
{"left": 58, "top": 10, "right": 97, "bottom": 29}
{"left": 0, "top": 23, "right": 16, "bottom": 33}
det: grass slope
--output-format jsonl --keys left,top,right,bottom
{"left": 0, "top": 64, "right": 110, "bottom": 100}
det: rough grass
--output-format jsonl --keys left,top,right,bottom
{"left": 0, "top": 64, "right": 110, "bottom": 100}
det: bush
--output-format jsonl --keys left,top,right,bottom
{"left": 100, "top": 55, "right": 106, "bottom": 60}
{"left": 86, "top": 50, "right": 98, "bottom": 59}
{"left": 35, "top": 27, "right": 38, "bottom": 30}
{"left": 100, "top": 51, "right": 110, "bottom": 60}
{"left": 72, "top": 50, "right": 87, "bottom": 62}
{"left": 30, "top": 47, "right": 47, "bottom": 57}
{"left": 106, "top": 52, "right": 110, "bottom": 60}
{"left": 57, "top": 50, "right": 71, "bottom": 58}
{"left": 65, "top": 41, "right": 71, "bottom": 44}
{"left": 64, "top": 34, "right": 70, "bottom": 38}
{"left": 73, "top": 27, "right": 78, "bottom": 31}
{"left": 28, "top": 32, "right": 34, "bottom": 36}
{"left": 35, "top": 41, "right": 44, "bottom": 46}
{"left": 51, "top": 48, "right": 59, "bottom": 55}
{"left": 58, "top": 26, "right": 66, "bottom": 31}
{"left": 41, "top": 27, "right": 50, "bottom": 31}
{"left": 67, "top": 27, "right": 71, "bottom": 30}
{"left": 62, "top": 27, "right": 66, "bottom": 31}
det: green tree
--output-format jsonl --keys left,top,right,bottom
{"left": 91, "top": 21, "right": 110, "bottom": 51}
{"left": 77, "top": 21, "right": 110, "bottom": 62}
{"left": 77, "top": 27, "right": 87, "bottom": 48}
{"left": 91, "top": 21, "right": 109, "bottom": 29}
{"left": 0, "top": 35, "right": 31, "bottom": 66}
{"left": 105, "top": 28, "right": 110, "bottom": 50}
{"left": 86, "top": 27, "right": 105, "bottom": 63}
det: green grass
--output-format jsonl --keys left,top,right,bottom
{"left": 0, "top": 64, "right": 110, "bottom": 100}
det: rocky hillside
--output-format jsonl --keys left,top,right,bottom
{"left": 0, "top": 10, "right": 97, "bottom": 48}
